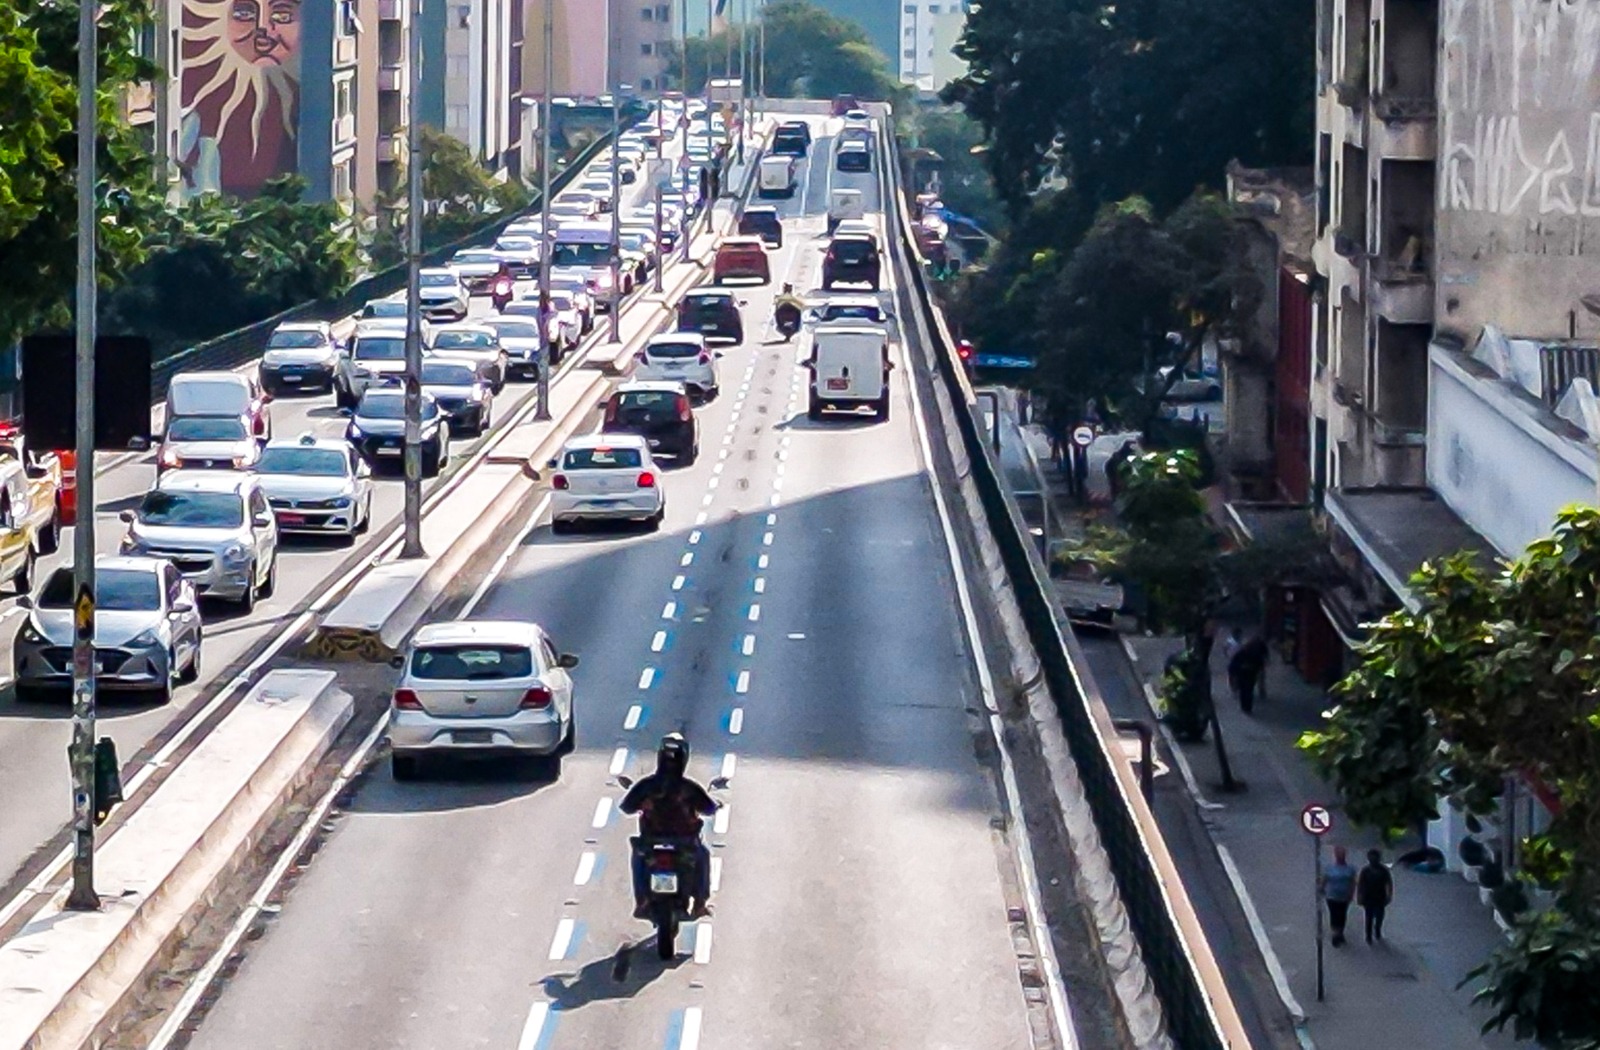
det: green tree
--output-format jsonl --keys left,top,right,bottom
{"left": 899, "top": 108, "right": 1006, "bottom": 233}
{"left": 0, "top": 0, "right": 160, "bottom": 345}
{"left": 1299, "top": 508, "right": 1600, "bottom": 1046}
{"left": 666, "top": 0, "right": 899, "bottom": 101}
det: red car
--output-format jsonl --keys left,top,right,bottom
{"left": 830, "top": 94, "right": 860, "bottom": 117}
{"left": 712, "top": 237, "right": 770, "bottom": 285}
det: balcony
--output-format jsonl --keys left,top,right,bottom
{"left": 377, "top": 134, "right": 405, "bottom": 163}
{"left": 379, "top": 0, "right": 405, "bottom": 20}
{"left": 1370, "top": 259, "right": 1433, "bottom": 324}
{"left": 1370, "top": 95, "right": 1436, "bottom": 160}
{"left": 379, "top": 61, "right": 404, "bottom": 92}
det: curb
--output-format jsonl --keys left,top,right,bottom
{"left": 1116, "top": 635, "right": 1224, "bottom": 813}
{"left": 0, "top": 671, "right": 352, "bottom": 1050}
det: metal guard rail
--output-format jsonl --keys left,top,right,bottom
{"left": 879, "top": 123, "right": 1236, "bottom": 1049}
{"left": 148, "top": 129, "right": 627, "bottom": 401}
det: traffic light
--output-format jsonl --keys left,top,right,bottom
{"left": 93, "top": 738, "right": 123, "bottom": 827}
{"left": 956, "top": 339, "right": 975, "bottom": 363}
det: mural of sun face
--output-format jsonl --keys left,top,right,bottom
{"left": 179, "top": 0, "right": 302, "bottom": 197}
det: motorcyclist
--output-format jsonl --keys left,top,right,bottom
{"left": 490, "top": 261, "right": 515, "bottom": 311}
{"left": 773, "top": 283, "right": 806, "bottom": 338}
{"left": 620, "top": 733, "right": 718, "bottom": 918}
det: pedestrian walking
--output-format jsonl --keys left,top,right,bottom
{"left": 1227, "top": 633, "right": 1269, "bottom": 713}
{"left": 1358, "top": 849, "right": 1395, "bottom": 943}
{"left": 1322, "top": 845, "right": 1357, "bottom": 947}
{"left": 1016, "top": 389, "right": 1031, "bottom": 425}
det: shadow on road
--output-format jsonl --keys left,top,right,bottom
{"left": 539, "top": 940, "right": 687, "bottom": 1010}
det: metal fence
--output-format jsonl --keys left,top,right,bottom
{"left": 146, "top": 130, "right": 625, "bottom": 401}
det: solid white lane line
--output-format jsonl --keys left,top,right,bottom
{"left": 574, "top": 851, "right": 598, "bottom": 886}
{"left": 713, "top": 806, "right": 731, "bottom": 834}
{"left": 625, "top": 704, "right": 644, "bottom": 730}
{"left": 729, "top": 708, "right": 744, "bottom": 734}
{"left": 518, "top": 1003, "right": 552, "bottom": 1050}
{"left": 710, "top": 856, "right": 723, "bottom": 893}
{"left": 742, "top": 634, "right": 756, "bottom": 656}
{"left": 735, "top": 670, "right": 750, "bottom": 694}
{"left": 747, "top": 604, "right": 761, "bottom": 622}
{"left": 720, "top": 753, "right": 737, "bottom": 779}
{"left": 672, "top": 575, "right": 686, "bottom": 590}
{"left": 609, "top": 748, "right": 630, "bottom": 775}
{"left": 753, "top": 577, "right": 766, "bottom": 594}
{"left": 592, "top": 798, "right": 613, "bottom": 829}
{"left": 548, "top": 918, "right": 577, "bottom": 960}
{"left": 758, "top": 554, "right": 770, "bottom": 569}
{"left": 639, "top": 667, "right": 657, "bottom": 688}
{"left": 662, "top": 601, "right": 677, "bottom": 619}
{"left": 681, "top": 1007, "right": 704, "bottom": 1050}
{"left": 693, "top": 922, "right": 714, "bottom": 964}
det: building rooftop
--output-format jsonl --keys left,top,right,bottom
{"left": 1226, "top": 161, "right": 1316, "bottom": 271}
{"left": 1324, "top": 487, "right": 1502, "bottom": 612}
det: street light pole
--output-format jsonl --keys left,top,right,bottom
{"left": 654, "top": 75, "right": 664, "bottom": 294}
{"left": 66, "top": 0, "right": 101, "bottom": 913}
{"left": 535, "top": 0, "right": 554, "bottom": 421}
{"left": 609, "top": 85, "right": 627, "bottom": 342}
{"left": 401, "top": 0, "right": 426, "bottom": 560}
{"left": 757, "top": 0, "right": 765, "bottom": 117}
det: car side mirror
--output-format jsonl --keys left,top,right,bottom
{"left": 171, "top": 599, "right": 194, "bottom": 614}
{"left": 557, "top": 653, "right": 580, "bottom": 669}
{"left": 119, "top": 510, "right": 135, "bottom": 524}
{"left": 714, "top": 351, "right": 725, "bottom": 359}
{"left": 709, "top": 776, "right": 731, "bottom": 790}
{"left": 547, "top": 458, "right": 559, "bottom": 470}
{"left": 339, "top": 407, "right": 354, "bottom": 417}
{"left": 616, "top": 773, "right": 635, "bottom": 789}
{"left": 261, "top": 393, "right": 274, "bottom": 404}
{"left": 389, "top": 654, "right": 405, "bottom": 669}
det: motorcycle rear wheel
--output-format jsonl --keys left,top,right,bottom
{"left": 654, "top": 900, "right": 678, "bottom": 960}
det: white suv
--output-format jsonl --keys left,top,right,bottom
{"left": 633, "top": 333, "right": 719, "bottom": 401}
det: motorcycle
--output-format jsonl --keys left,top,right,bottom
{"left": 618, "top": 774, "right": 729, "bottom": 958}
{"left": 490, "top": 273, "right": 514, "bottom": 312}
{"left": 774, "top": 302, "right": 803, "bottom": 341}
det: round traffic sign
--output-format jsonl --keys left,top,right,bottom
{"left": 1071, "top": 424, "right": 1096, "bottom": 449}
{"left": 1300, "top": 803, "right": 1333, "bottom": 836}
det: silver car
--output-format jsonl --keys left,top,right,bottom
{"left": 450, "top": 248, "right": 504, "bottom": 294}
{"left": 119, "top": 470, "right": 280, "bottom": 611}
{"left": 260, "top": 321, "right": 342, "bottom": 396}
{"left": 338, "top": 321, "right": 411, "bottom": 408}
{"left": 254, "top": 434, "right": 373, "bottom": 539}
{"left": 418, "top": 268, "right": 469, "bottom": 321}
{"left": 13, "top": 558, "right": 203, "bottom": 704}
{"left": 427, "top": 323, "right": 508, "bottom": 393}
{"left": 158, "top": 415, "right": 262, "bottom": 474}
{"left": 387, "top": 619, "right": 579, "bottom": 780}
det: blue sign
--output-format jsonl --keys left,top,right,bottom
{"left": 973, "top": 354, "right": 1036, "bottom": 370}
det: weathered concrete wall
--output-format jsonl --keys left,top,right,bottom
{"left": 1437, "top": 0, "right": 1600, "bottom": 342}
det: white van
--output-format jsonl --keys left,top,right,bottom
{"left": 758, "top": 155, "right": 798, "bottom": 199}
{"left": 827, "top": 188, "right": 864, "bottom": 233}
{"left": 805, "top": 326, "right": 892, "bottom": 421}
{"left": 549, "top": 220, "right": 620, "bottom": 308}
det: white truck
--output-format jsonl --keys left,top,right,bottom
{"left": 757, "top": 155, "right": 798, "bottom": 199}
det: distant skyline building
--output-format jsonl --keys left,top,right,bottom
{"left": 898, "top": 0, "right": 966, "bottom": 90}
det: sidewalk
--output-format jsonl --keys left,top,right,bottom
{"left": 979, "top": 390, "right": 1518, "bottom": 1050}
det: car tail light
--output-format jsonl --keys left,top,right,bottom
{"left": 393, "top": 689, "right": 423, "bottom": 710}
{"left": 637, "top": 471, "right": 657, "bottom": 488}
{"left": 519, "top": 686, "right": 553, "bottom": 709}
{"left": 552, "top": 473, "right": 569, "bottom": 490}
{"left": 676, "top": 395, "right": 692, "bottom": 422}
{"left": 494, "top": 277, "right": 511, "bottom": 295}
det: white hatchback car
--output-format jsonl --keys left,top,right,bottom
{"left": 548, "top": 434, "right": 665, "bottom": 532}
{"left": 634, "top": 333, "right": 719, "bottom": 400}
{"left": 388, "top": 620, "right": 579, "bottom": 780}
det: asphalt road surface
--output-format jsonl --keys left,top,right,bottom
{"left": 178, "top": 115, "right": 1042, "bottom": 1050}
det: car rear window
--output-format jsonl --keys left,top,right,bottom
{"left": 421, "top": 361, "right": 477, "bottom": 385}
{"left": 564, "top": 446, "right": 643, "bottom": 469}
{"left": 740, "top": 214, "right": 780, "bottom": 232}
{"left": 830, "top": 240, "right": 874, "bottom": 262}
{"left": 433, "top": 330, "right": 495, "bottom": 350}
{"left": 486, "top": 320, "right": 541, "bottom": 340}
{"left": 410, "top": 645, "right": 534, "bottom": 680}
{"left": 647, "top": 341, "right": 701, "bottom": 358}
{"left": 355, "top": 336, "right": 405, "bottom": 360}
{"left": 614, "top": 391, "right": 680, "bottom": 420}
{"left": 267, "top": 330, "right": 324, "bottom": 349}
{"left": 168, "top": 417, "right": 249, "bottom": 442}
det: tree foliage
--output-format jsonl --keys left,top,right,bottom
{"left": 900, "top": 108, "right": 1006, "bottom": 233}
{"left": 1299, "top": 507, "right": 1600, "bottom": 1046}
{"left": 666, "top": 0, "right": 900, "bottom": 101}
{"left": 0, "top": 0, "right": 161, "bottom": 346}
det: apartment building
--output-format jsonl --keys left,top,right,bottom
{"left": 898, "top": 0, "right": 966, "bottom": 91}
{"left": 522, "top": 0, "right": 612, "bottom": 101}
{"left": 419, "top": 0, "right": 524, "bottom": 177}
{"left": 611, "top": 0, "right": 677, "bottom": 93}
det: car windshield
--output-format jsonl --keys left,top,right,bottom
{"left": 486, "top": 320, "right": 541, "bottom": 340}
{"left": 167, "top": 417, "right": 248, "bottom": 442}
{"left": 823, "top": 305, "right": 883, "bottom": 321}
{"left": 564, "top": 446, "right": 643, "bottom": 469}
{"left": 355, "top": 336, "right": 406, "bottom": 360}
{"left": 831, "top": 240, "right": 873, "bottom": 262}
{"left": 364, "top": 301, "right": 405, "bottom": 316}
{"left": 39, "top": 567, "right": 162, "bottom": 612}
{"left": 420, "top": 272, "right": 456, "bottom": 288}
{"left": 614, "top": 391, "right": 680, "bottom": 420}
{"left": 137, "top": 490, "right": 244, "bottom": 528}
{"left": 621, "top": 234, "right": 649, "bottom": 251}
{"left": 433, "top": 330, "right": 494, "bottom": 350}
{"left": 267, "top": 330, "right": 324, "bottom": 349}
{"left": 256, "top": 447, "right": 349, "bottom": 476}
{"left": 421, "top": 361, "right": 477, "bottom": 386}
{"left": 497, "top": 238, "right": 538, "bottom": 252}
{"left": 551, "top": 242, "right": 612, "bottom": 267}
{"left": 648, "top": 341, "right": 701, "bottom": 359}
{"left": 360, "top": 394, "right": 438, "bottom": 420}
{"left": 410, "top": 644, "right": 534, "bottom": 680}
{"left": 684, "top": 296, "right": 731, "bottom": 315}
{"left": 455, "top": 252, "right": 497, "bottom": 264}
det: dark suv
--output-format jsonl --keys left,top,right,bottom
{"left": 602, "top": 381, "right": 699, "bottom": 462}
{"left": 771, "top": 121, "right": 810, "bottom": 157}
{"left": 677, "top": 289, "right": 746, "bottom": 343}
{"left": 738, "top": 206, "right": 783, "bottom": 248}
{"left": 821, "top": 235, "right": 881, "bottom": 290}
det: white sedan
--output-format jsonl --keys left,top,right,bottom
{"left": 548, "top": 434, "right": 665, "bottom": 533}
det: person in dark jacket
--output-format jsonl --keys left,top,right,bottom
{"left": 620, "top": 733, "right": 718, "bottom": 918}
{"left": 1228, "top": 634, "right": 1269, "bottom": 713}
{"left": 1357, "top": 849, "right": 1395, "bottom": 943}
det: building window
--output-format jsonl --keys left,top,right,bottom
{"left": 656, "top": 4, "right": 670, "bottom": 18}
{"left": 904, "top": 3, "right": 916, "bottom": 11}
{"left": 447, "top": 103, "right": 470, "bottom": 129}
{"left": 641, "top": 42, "right": 653, "bottom": 55}
{"left": 641, "top": 5, "right": 653, "bottom": 18}
{"left": 904, "top": 48, "right": 916, "bottom": 58}
{"left": 928, "top": 3, "right": 940, "bottom": 11}
{"left": 904, "top": 26, "right": 915, "bottom": 36}
{"left": 335, "top": 78, "right": 353, "bottom": 120}
{"left": 332, "top": 161, "right": 353, "bottom": 201}
{"left": 641, "top": 77, "right": 654, "bottom": 91}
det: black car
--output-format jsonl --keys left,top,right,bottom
{"left": 835, "top": 142, "right": 871, "bottom": 173}
{"left": 419, "top": 359, "right": 494, "bottom": 437}
{"left": 821, "top": 235, "right": 881, "bottom": 290}
{"left": 602, "top": 381, "right": 698, "bottom": 462}
{"left": 346, "top": 385, "right": 451, "bottom": 476}
{"left": 677, "top": 289, "right": 745, "bottom": 344}
{"left": 738, "top": 206, "right": 783, "bottom": 248}
{"left": 771, "top": 126, "right": 810, "bottom": 157}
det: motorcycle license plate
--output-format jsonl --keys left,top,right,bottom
{"left": 650, "top": 872, "right": 679, "bottom": 894}
{"left": 826, "top": 378, "right": 849, "bottom": 391}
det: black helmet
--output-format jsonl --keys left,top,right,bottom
{"left": 657, "top": 732, "right": 689, "bottom": 777}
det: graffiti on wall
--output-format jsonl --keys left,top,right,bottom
{"left": 179, "top": 0, "right": 302, "bottom": 199}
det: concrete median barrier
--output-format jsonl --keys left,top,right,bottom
{"left": 0, "top": 670, "right": 352, "bottom": 1050}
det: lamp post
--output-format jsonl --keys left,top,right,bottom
{"left": 654, "top": 79, "right": 664, "bottom": 294}
{"left": 66, "top": 0, "right": 101, "bottom": 913}
{"left": 535, "top": 0, "right": 555, "bottom": 421}
{"left": 609, "top": 84, "right": 630, "bottom": 342}
{"left": 401, "top": 0, "right": 425, "bottom": 559}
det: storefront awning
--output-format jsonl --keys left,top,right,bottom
{"left": 1324, "top": 488, "right": 1502, "bottom": 612}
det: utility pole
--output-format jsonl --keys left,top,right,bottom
{"left": 400, "top": 0, "right": 425, "bottom": 559}
{"left": 735, "top": 3, "right": 745, "bottom": 164}
{"left": 67, "top": 0, "right": 101, "bottom": 913}
{"left": 757, "top": 0, "right": 765, "bottom": 118}
{"left": 535, "top": 0, "right": 554, "bottom": 420}
{"left": 609, "top": 85, "right": 627, "bottom": 342}
{"left": 654, "top": 72, "right": 664, "bottom": 294}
